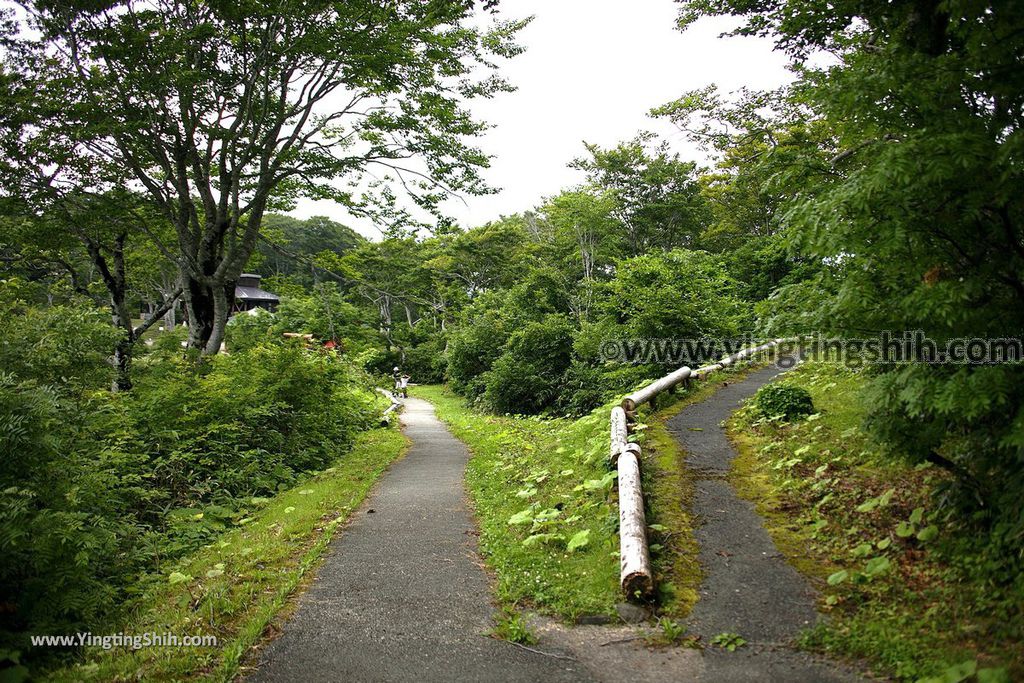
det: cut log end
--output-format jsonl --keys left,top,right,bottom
{"left": 621, "top": 571, "right": 654, "bottom": 600}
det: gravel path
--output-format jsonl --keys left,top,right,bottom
{"left": 250, "top": 397, "right": 586, "bottom": 683}
{"left": 666, "top": 364, "right": 865, "bottom": 682}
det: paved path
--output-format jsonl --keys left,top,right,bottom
{"left": 251, "top": 397, "right": 586, "bottom": 683}
{"left": 253, "top": 380, "right": 864, "bottom": 682}
{"left": 666, "top": 364, "right": 863, "bottom": 682}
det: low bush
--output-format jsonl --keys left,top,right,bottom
{"left": 754, "top": 383, "right": 814, "bottom": 420}
{"left": 0, "top": 336, "right": 383, "bottom": 669}
{"left": 482, "top": 315, "right": 573, "bottom": 414}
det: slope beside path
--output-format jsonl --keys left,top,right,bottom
{"left": 666, "top": 364, "right": 864, "bottom": 682}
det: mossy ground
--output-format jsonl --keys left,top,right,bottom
{"left": 726, "top": 361, "right": 1021, "bottom": 682}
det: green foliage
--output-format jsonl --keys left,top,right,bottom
{"left": 571, "top": 133, "right": 711, "bottom": 255}
{"left": 443, "top": 246, "right": 753, "bottom": 416}
{"left": 754, "top": 384, "right": 815, "bottom": 420}
{"left": 673, "top": 0, "right": 1024, "bottom": 593}
{"left": 225, "top": 308, "right": 276, "bottom": 352}
{"left": 399, "top": 334, "right": 447, "bottom": 384}
{"left": 445, "top": 294, "right": 511, "bottom": 398}
{"left": 0, "top": 280, "right": 120, "bottom": 392}
{"left": 711, "top": 632, "right": 747, "bottom": 651}
{"left": 491, "top": 609, "right": 537, "bottom": 646}
{"left": 482, "top": 316, "right": 574, "bottom": 414}
{"left": 602, "top": 249, "right": 749, "bottom": 342}
{"left": 256, "top": 215, "right": 363, "bottom": 286}
{"left": 731, "top": 362, "right": 1023, "bottom": 679}
{"left": 270, "top": 283, "right": 370, "bottom": 346}
{"left": 0, "top": 331, "right": 383, "bottom": 666}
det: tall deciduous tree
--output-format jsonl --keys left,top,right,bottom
{"left": 4, "top": 0, "right": 526, "bottom": 353}
{"left": 571, "top": 134, "right": 711, "bottom": 256}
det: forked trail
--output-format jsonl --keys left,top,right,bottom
{"left": 251, "top": 380, "right": 862, "bottom": 682}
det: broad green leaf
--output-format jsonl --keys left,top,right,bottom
{"left": 863, "top": 556, "right": 891, "bottom": 577}
{"left": 567, "top": 529, "right": 591, "bottom": 552}
{"left": 507, "top": 509, "right": 534, "bottom": 525}
{"left": 827, "top": 570, "right": 848, "bottom": 585}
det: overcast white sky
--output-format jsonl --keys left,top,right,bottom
{"left": 293, "top": 0, "right": 792, "bottom": 236}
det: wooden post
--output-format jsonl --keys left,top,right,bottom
{"left": 610, "top": 406, "right": 628, "bottom": 463}
{"left": 618, "top": 443, "right": 652, "bottom": 598}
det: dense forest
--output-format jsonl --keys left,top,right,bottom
{"left": 0, "top": 0, "right": 1022, "bottom": 680}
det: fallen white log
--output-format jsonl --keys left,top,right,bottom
{"left": 618, "top": 443, "right": 652, "bottom": 597}
{"left": 621, "top": 366, "right": 692, "bottom": 412}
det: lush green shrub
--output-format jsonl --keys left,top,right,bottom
{"left": 225, "top": 308, "right": 275, "bottom": 352}
{"left": 482, "top": 315, "right": 573, "bottom": 414}
{"left": 271, "top": 283, "right": 372, "bottom": 348}
{"left": 555, "top": 362, "right": 606, "bottom": 416}
{"left": 754, "top": 384, "right": 815, "bottom": 420}
{"left": 0, "top": 338, "right": 382, "bottom": 662}
{"left": 0, "top": 281, "right": 120, "bottom": 393}
{"left": 445, "top": 293, "right": 510, "bottom": 397}
{"left": 126, "top": 345, "right": 379, "bottom": 508}
{"left": 401, "top": 335, "right": 446, "bottom": 384}
{"left": 602, "top": 249, "right": 750, "bottom": 344}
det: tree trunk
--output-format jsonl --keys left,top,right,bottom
{"left": 163, "top": 301, "right": 176, "bottom": 330}
{"left": 183, "top": 274, "right": 235, "bottom": 354}
{"left": 204, "top": 280, "right": 232, "bottom": 355}
{"left": 113, "top": 335, "right": 134, "bottom": 392}
{"left": 184, "top": 276, "right": 216, "bottom": 351}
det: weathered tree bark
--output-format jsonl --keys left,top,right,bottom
{"left": 182, "top": 274, "right": 237, "bottom": 355}
{"left": 622, "top": 366, "right": 693, "bottom": 412}
{"left": 610, "top": 406, "right": 628, "bottom": 462}
{"left": 618, "top": 443, "right": 652, "bottom": 598}
{"left": 84, "top": 231, "right": 181, "bottom": 390}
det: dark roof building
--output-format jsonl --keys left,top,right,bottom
{"left": 233, "top": 273, "right": 280, "bottom": 313}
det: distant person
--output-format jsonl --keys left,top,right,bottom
{"left": 399, "top": 374, "right": 410, "bottom": 398}
{"left": 392, "top": 366, "right": 401, "bottom": 394}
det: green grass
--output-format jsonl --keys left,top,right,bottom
{"left": 726, "top": 361, "right": 1021, "bottom": 682}
{"left": 46, "top": 427, "right": 407, "bottom": 683}
{"left": 416, "top": 384, "right": 621, "bottom": 620}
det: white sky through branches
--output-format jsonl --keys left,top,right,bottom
{"left": 293, "top": 0, "right": 792, "bottom": 236}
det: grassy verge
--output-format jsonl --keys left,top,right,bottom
{"left": 726, "top": 361, "right": 1021, "bottom": 681}
{"left": 416, "top": 384, "right": 621, "bottom": 620}
{"left": 47, "top": 427, "right": 407, "bottom": 683}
